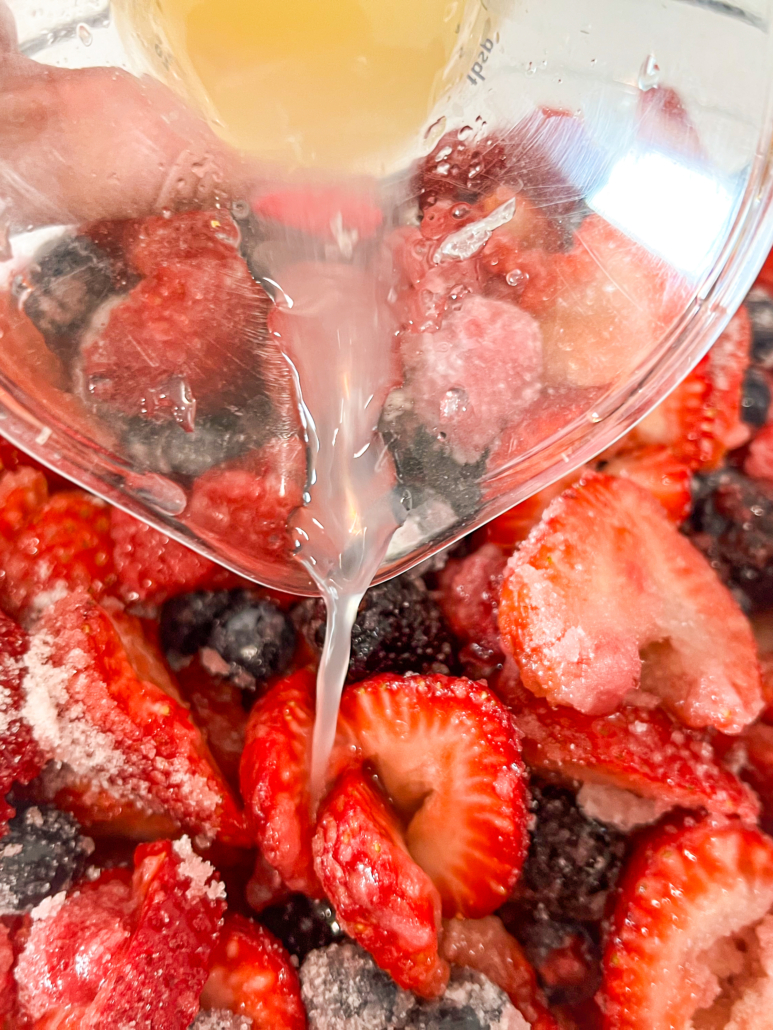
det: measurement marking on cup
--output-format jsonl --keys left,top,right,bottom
{"left": 467, "top": 38, "right": 494, "bottom": 84}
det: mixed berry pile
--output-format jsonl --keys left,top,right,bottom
{"left": 4, "top": 121, "right": 773, "bottom": 1028}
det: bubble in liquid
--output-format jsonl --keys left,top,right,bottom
{"left": 125, "top": 472, "right": 188, "bottom": 516}
{"left": 440, "top": 386, "right": 468, "bottom": 418}
{"left": 457, "top": 125, "right": 474, "bottom": 142}
{"left": 77, "top": 23, "right": 93, "bottom": 46}
{"left": 638, "top": 54, "right": 660, "bottom": 91}
{"left": 506, "top": 269, "right": 528, "bottom": 287}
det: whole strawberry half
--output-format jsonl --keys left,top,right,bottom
{"left": 598, "top": 816, "right": 773, "bottom": 1030}
{"left": 499, "top": 471, "right": 762, "bottom": 732}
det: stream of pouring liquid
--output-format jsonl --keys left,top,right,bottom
{"left": 272, "top": 262, "right": 401, "bottom": 795}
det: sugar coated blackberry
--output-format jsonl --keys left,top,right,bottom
{"left": 687, "top": 468, "right": 773, "bottom": 611}
{"left": 260, "top": 894, "right": 345, "bottom": 961}
{"left": 160, "top": 590, "right": 234, "bottom": 659}
{"left": 209, "top": 596, "right": 296, "bottom": 685}
{"left": 405, "top": 968, "right": 526, "bottom": 1030}
{"left": 189, "top": 1012, "right": 252, "bottom": 1030}
{"left": 23, "top": 235, "right": 113, "bottom": 358}
{"left": 0, "top": 804, "right": 92, "bottom": 915}
{"left": 300, "top": 942, "right": 415, "bottom": 1030}
{"left": 301, "top": 575, "right": 456, "bottom": 683}
{"left": 520, "top": 780, "right": 625, "bottom": 922}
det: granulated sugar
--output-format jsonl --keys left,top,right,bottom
{"left": 172, "top": 836, "right": 226, "bottom": 903}
{"left": 189, "top": 1010, "right": 252, "bottom": 1030}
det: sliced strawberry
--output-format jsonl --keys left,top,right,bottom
{"left": 312, "top": 765, "right": 449, "bottom": 998}
{"left": 0, "top": 466, "right": 48, "bottom": 551}
{"left": 16, "top": 838, "right": 226, "bottom": 1030}
{"left": 499, "top": 472, "right": 762, "bottom": 732}
{"left": 0, "top": 434, "right": 70, "bottom": 491}
{"left": 0, "top": 921, "right": 17, "bottom": 1025}
{"left": 199, "top": 913, "right": 306, "bottom": 1029}
{"left": 631, "top": 306, "right": 752, "bottom": 470}
{"left": 42, "top": 772, "right": 180, "bottom": 841}
{"left": 0, "top": 491, "right": 115, "bottom": 620}
{"left": 334, "top": 673, "right": 529, "bottom": 917}
{"left": 483, "top": 472, "right": 584, "bottom": 550}
{"left": 730, "top": 721, "right": 773, "bottom": 831}
{"left": 440, "top": 916, "right": 557, "bottom": 1030}
{"left": 176, "top": 656, "right": 247, "bottom": 790}
{"left": 534, "top": 215, "right": 688, "bottom": 389}
{"left": 601, "top": 444, "right": 692, "bottom": 523}
{"left": 598, "top": 816, "right": 773, "bottom": 1030}
{"left": 102, "top": 599, "right": 183, "bottom": 702}
{"left": 78, "top": 211, "right": 271, "bottom": 418}
{"left": 239, "top": 670, "right": 321, "bottom": 897}
{"left": 22, "top": 592, "right": 249, "bottom": 846}
{"left": 0, "top": 610, "right": 46, "bottom": 832}
{"left": 506, "top": 685, "right": 758, "bottom": 822}
{"left": 184, "top": 436, "right": 305, "bottom": 567}
{"left": 245, "top": 852, "right": 290, "bottom": 914}
{"left": 110, "top": 507, "right": 242, "bottom": 607}
{"left": 436, "top": 543, "right": 506, "bottom": 676}
{"left": 252, "top": 187, "right": 382, "bottom": 240}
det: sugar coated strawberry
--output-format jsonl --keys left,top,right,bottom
{"left": 312, "top": 765, "right": 449, "bottom": 998}
{"left": 508, "top": 688, "right": 758, "bottom": 823}
{"left": 499, "top": 472, "right": 762, "bottom": 732}
{"left": 0, "top": 921, "right": 16, "bottom": 1024}
{"left": 240, "top": 670, "right": 322, "bottom": 897}
{"left": 598, "top": 816, "right": 773, "bottom": 1029}
{"left": 110, "top": 507, "right": 242, "bottom": 606}
{"left": 441, "top": 916, "right": 557, "bottom": 1030}
{"left": 21, "top": 592, "right": 248, "bottom": 845}
{"left": 15, "top": 837, "right": 226, "bottom": 1030}
{"left": 77, "top": 211, "right": 270, "bottom": 417}
{"left": 0, "top": 465, "right": 48, "bottom": 550}
{"left": 199, "top": 913, "right": 306, "bottom": 1030}
{"left": 399, "top": 293, "right": 542, "bottom": 464}
{"left": 600, "top": 445, "right": 692, "bottom": 523}
{"left": 436, "top": 543, "right": 506, "bottom": 675}
{"left": 630, "top": 306, "right": 752, "bottom": 470}
{"left": 0, "top": 490, "right": 115, "bottom": 620}
{"left": 334, "top": 673, "right": 529, "bottom": 918}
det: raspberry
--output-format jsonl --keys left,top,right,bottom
{"left": 259, "top": 894, "right": 345, "bottom": 962}
{"left": 301, "top": 576, "right": 456, "bottom": 683}
{"left": 518, "top": 781, "right": 625, "bottom": 923}
{"left": 0, "top": 804, "right": 92, "bottom": 915}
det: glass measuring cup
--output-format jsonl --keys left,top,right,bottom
{"left": 0, "top": 0, "right": 772, "bottom": 601}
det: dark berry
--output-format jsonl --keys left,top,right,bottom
{"left": 518, "top": 780, "right": 625, "bottom": 922}
{"left": 260, "top": 894, "right": 345, "bottom": 961}
{"left": 406, "top": 969, "right": 518, "bottom": 1030}
{"left": 504, "top": 911, "right": 601, "bottom": 1007}
{"left": 380, "top": 406, "right": 485, "bottom": 522}
{"left": 300, "top": 576, "right": 457, "bottom": 683}
{"left": 746, "top": 288, "right": 773, "bottom": 367}
{"left": 741, "top": 366, "right": 771, "bottom": 427}
{"left": 208, "top": 596, "right": 296, "bottom": 686}
{"left": 300, "top": 942, "right": 416, "bottom": 1030}
{"left": 687, "top": 468, "right": 773, "bottom": 611}
{"left": 122, "top": 397, "right": 275, "bottom": 481}
{"left": 23, "top": 235, "right": 113, "bottom": 359}
{"left": 159, "top": 590, "right": 234, "bottom": 659}
{"left": 0, "top": 804, "right": 92, "bottom": 914}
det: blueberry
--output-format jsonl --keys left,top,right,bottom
{"left": 299, "top": 575, "right": 457, "bottom": 683}
{"left": 260, "top": 894, "right": 345, "bottom": 961}
{"left": 406, "top": 969, "right": 520, "bottom": 1030}
{"left": 122, "top": 397, "right": 275, "bottom": 481}
{"left": 209, "top": 597, "right": 296, "bottom": 685}
{"left": 741, "top": 365, "right": 771, "bottom": 427}
{"left": 519, "top": 780, "right": 626, "bottom": 922}
{"left": 746, "top": 289, "right": 773, "bottom": 367}
{"left": 159, "top": 590, "right": 234, "bottom": 659}
{"left": 300, "top": 943, "right": 416, "bottom": 1030}
{"left": 23, "top": 235, "right": 113, "bottom": 360}
{"left": 0, "top": 804, "right": 92, "bottom": 914}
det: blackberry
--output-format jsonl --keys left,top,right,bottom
{"left": 300, "top": 942, "right": 416, "bottom": 1030}
{"left": 687, "top": 468, "right": 773, "bottom": 611}
{"left": 23, "top": 235, "right": 113, "bottom": 360}
{"left": 260, "top": 894, "right": 345, "bottom": 961}
{"left": 741, "top": 365, "right": 771, "bottom": 428}
{"left": 519, "top": 780, "right": 625, "bottom": 922}
{"left": 746, "top": 288, "right": 773, "bottom": 367}
{"left": 190, "top": 1014, "right": 252, "bottom": 1030}
{"left": 300, "top": 575, "right": 457, "bottom": 683}
{"left": 405, "top": 969, "right": 519, "bottom": 1030}
{"left": 506, "top": 913, "right": 601, "bottom": 1007}
{"left": 122, "top": 397, "right": 274, "bottom": 481}
{"left": 209, "top": 596, "right": 296, "bottom": 686}
{"left": 0, "top": 804, "right": 92, "bottom": 914}
{"left": 380, "top": 403, "right": 485, "bottom": 523}
{"left": 159, "top": 590, "right": 234, "bottom": 659}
